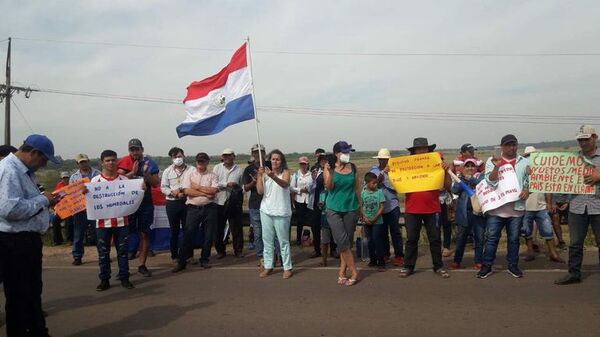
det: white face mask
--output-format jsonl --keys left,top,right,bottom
{"left": 173, "top": 158, "right": 184, "bottom": 166}
{"left": 339, "top": 153, "right": 350, "bottom": 164}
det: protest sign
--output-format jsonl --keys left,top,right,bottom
{"left": 475, "top": 164, "right": 522, "bottom": 213}
{"left": 85, "top": 178, "right": 145, "bottom": 220}
{"left": 52, "top": 178, "right": 90, "bottom": 219}
{"left": 388, "top": 152, "right": 444, "bottom": 193}
{"left": 529, "top": 152, "right": 594, "bottom": 194}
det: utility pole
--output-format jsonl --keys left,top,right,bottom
{"left": 1, "top": 37, "right": 38, "bottom": 145}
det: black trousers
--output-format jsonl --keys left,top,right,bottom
{"left": 215, "top": 204, "right": 244, "bottom": 255}
{"left": 310, "top": 208, "right": 322, "bottom": 254}
{"left": 179, "top": 203, "right": 218, "bottom": 265}
{"left": 0, "top": 231, "right": 49, "bottom": 337}
{"left": 294, "top": 202, "right": 310, "bottom": 243}
{"left": 51, "top": 215, "right": 63, "bottom": 245}
{"left": 404, "top": 213, "right": 443, "bottom": 270}
{"left": 166, "top": 199, "right": 187, "bottom": 260}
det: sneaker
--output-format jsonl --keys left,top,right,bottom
{"left": 96, "top": 280, "right": 110, "bottom": 291}
{"left": 171, "top": 264, "right": 186, "bottom": 273}
{"left": 449, "top": 262, "right": 461, "bottom": 270}
{"left": 138, "top": 265, "right": 152, "bottom": 277}
{"left": 72, "top": 258, "right": 82, "bottom": 266}
{"left": 399, "top": 267, "right": 414, "bottom": 278}
{"left": 507, "top": 264, "right": 523, "bottom": 278}
{"left": 476, "top": 265, "right": 493, "bottom": 279}
{"left": 554, "top": 273, "right": 581, "bottom": 285}
{"left": 393, "top": 256, "right": 404, "bottom": 267}
{"left": 434, "top": 267, "right": 450, "bottom": 278}
{"left": 120, "top": 279, "right": 134, "bottom": 289}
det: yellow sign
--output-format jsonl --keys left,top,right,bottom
{"left": 388, "top": 152, "right": 444, "bottom": 193}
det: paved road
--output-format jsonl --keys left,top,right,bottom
{"left": 2, "top": 246, "right": 600, "bottom": 337}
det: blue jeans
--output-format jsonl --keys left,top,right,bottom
{"left": 483, "top": 215, "right": 523, "bottom": 266}
{"left": 364, "top": 223, "right": 386, "bottom": 265}
{"left": 260, "top": 212, "right": 292, "bottom": 270}
{"left": 522, "top": 210, "right": 554, "bottom": 240}
{"left": 72, "top": 211, "right": 92, "bottom": 259}
{"left": 382, "top": 207, "right": 404, "bottom": 257}
{"left": 249, "top": 209, "right": 263, "bottom": 257}
{"left": 454, "top": 212, "right": 486, "bottom": 264}
{"left": 96, "top": 226, "right": 129, "bottom": 281}
{"left": 567, "top": 212, "right": 600, "bottom": 278}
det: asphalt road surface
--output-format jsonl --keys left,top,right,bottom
{"left": 1, "top": 245, "right": 600, "bottom": 337}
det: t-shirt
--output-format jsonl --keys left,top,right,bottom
{"left": 405, "top": 190, "right": 441, "bottom": 214}
{"left": 242, "top": 164, "right": 264, "bottom": 210}
{"left": 117, "top": 155, "right": 159, "bottom": 206}
{"left": 526, "top": 192, "right": 547, "bottom": 211}
{"left": 361, "top": 189, "right": 385, "bottom": 224}
{"left": 90, "top": 174, "right": 129, "bottom": 228}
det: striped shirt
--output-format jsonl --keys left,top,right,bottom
{"left": 569, "top": 148, "right": 600, "bottom": 215}
{"left": 90, "top": 174, "right": 130, "bottom": 228}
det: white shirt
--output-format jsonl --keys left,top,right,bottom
{"left": 161, "top": 164, "right": 193, "bottom": 201}
{"left": 213, "top": 163, "right": 243, "bottom": 206}
{"left": 290, "top": 169, "right": 313, "bottom": 204}
{"left": 260, "top": 172, "right": 292, "bottom": 217}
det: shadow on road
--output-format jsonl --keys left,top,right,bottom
{"left": 65, "top": 302, "right": 214, "bottom": 337}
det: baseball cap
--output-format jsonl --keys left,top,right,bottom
{"left": 222, "top": 148, "right": 235, "bottom": 155}
{"left": 251, "top": 144, "right": 266, "bottom": 152}
{"left": 23, "top": 134, "right": 59, "bottom": 164}
{"left": 333, "top": 141, "right": 355, "bottom": 154}
{"left": 298, "top": 156, "right": 309, "bottom": 164}
{"left": 195, "top": 152, "right": 210, "bottom": 162}
{"left": 460, "top": 143, "right": 476, "bottom": 152}
{"left": 128, "top": 138, "right": 143, "bottom": 149}
{"left": 60, "top": 171, "right": 70, "bottom": 178}
{"left": 463, "top": 158, "right": 479, "bottom": 166}
{"left": 576, "top": 125, "right": 597, "bottom": 140}
{"left": 75, "top": 153, "right": 89, "bottom": 163}
{"left": 500, "top": 134, "right": 518, "bottom": 145}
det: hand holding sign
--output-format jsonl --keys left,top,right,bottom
{"left": 583, "top": 168, "right": 600, "bottom": 185}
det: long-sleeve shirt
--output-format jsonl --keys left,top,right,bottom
{"left": 569, "top": 149, "right": 600, "bottom": 215}
{"left": 290, "top": 170, "right": 312, "bottom": 204}
{"left": 69, "top": 168, "right": 100, "bottom": 184}
{"left": 0, "top": 153, "right": 50, "bottom": 233}
{"left": 161, "top": 164, "right": 193, "bottom": 201}
{"left": 213, "top": 163, "right": 243, "bottom": 206}
{"left": 369, "top": 165, "right": 400, "bottom": 213}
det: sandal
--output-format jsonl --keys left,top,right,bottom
{"left": 337, "top": 276, "right": 348, "bottom": 285}
{"left": 344, "top": 278, "right": 358, "bottom": 286}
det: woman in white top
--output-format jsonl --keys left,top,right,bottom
{"left": 256, "top": 149, "right": 293, "bottom": 279}
{"left": 290, "top": 156, "right": 313, "bottom": 245}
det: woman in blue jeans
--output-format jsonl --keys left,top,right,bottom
{"left": 450, "top": 159, "right": 486, "bottom": 270}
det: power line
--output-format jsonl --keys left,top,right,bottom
{"left": 12, "top": 37, "right": 600, "bottom": 57}
{"left": 10, "top": 98, "right": 35, "bottom": 133}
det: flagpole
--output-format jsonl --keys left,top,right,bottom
{"left": 245, "top": 36, "right": 264, "bottom": 167}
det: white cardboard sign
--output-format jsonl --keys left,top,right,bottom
{"left": 85, "top": 179, "right": 145, "bottom": 220}
{"left": 475, "top": 164, "right": 522, "bottom": 213}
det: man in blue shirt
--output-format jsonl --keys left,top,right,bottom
{"left": 0, "top": 134, "right": 62, "bottom": 337}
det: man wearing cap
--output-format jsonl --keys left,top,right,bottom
{"left": 243, "top": 144, "right": 267, "bottom": 263}
{"left": 556, "top": 125, "right": 600, "bottom": 285}
{"left": 477, "top": 134, "right": 529, "bottom": 279}
{"left": 290, "top": 156, "right": 313, "bottom": 246}
{"left": 453, "top": 143, "right": 484, "bottom": 174}
{"left": 213, "top": 148, "right": 245, "bottom": 258}
{"left": 117, "top": 138, "right": 160, "bottom": 277}
{"left": 49, "top": 171, "right": 71, "bottom": 246}
{"left": 399, "top": 138, "right": 452, "bottom": 278}
{"left": 69, "top": 153, "right": 100, "bottom": 265}
{"left": 370, "top": 148, "right": 404, "bottom": 266}
{"left": 0, "top": 134, "right": 62, "bottom": 337}
{"left": 172, "top": 152, "right": 219, "bottom": 272}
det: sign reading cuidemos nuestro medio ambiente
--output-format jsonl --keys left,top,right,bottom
{"left": 529, "top": 152, "right": 595, "bottom": 194}
{"left": 475, "top": 164, "right": 522, "bottom": 214}
{"left": 85, "top": 178, "right": 145, "bottom": 220}
{"left": 388, "top": 152, "right": 445, "bottom": 193}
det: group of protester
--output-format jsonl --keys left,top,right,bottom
{"left": 1, "top": 125, "right": 599, "bottom": 336}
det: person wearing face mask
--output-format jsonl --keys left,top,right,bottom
{"left": 0, "top": 134, "right": 62, "bottom": 337}
{"left": 161, "top": 147, "right": 193, "bottom": 263}
{"left": 324, "top": 141, "right": 362, "bottom": 286}
{"left": 449, "top": 159, "right": 486, "bottom": 270}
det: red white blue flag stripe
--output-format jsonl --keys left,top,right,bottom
{"left": 177, "top": 43, "right": 255, "bottom": 137}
